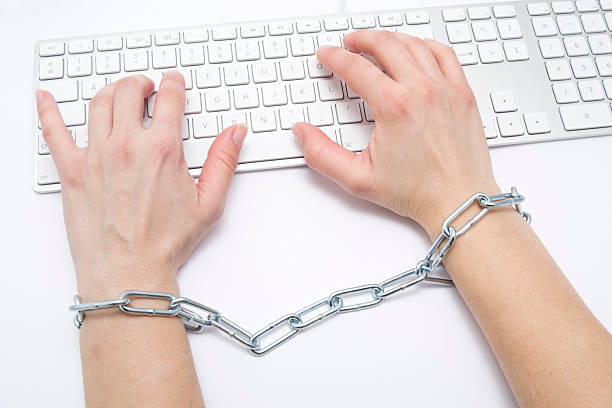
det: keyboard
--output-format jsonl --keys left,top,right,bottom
{"left": 32, "top": 0, "right": 612, "bottom": 192}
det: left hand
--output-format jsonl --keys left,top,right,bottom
{"left": 36, "top": 71, "right": 247, "bottom": 300}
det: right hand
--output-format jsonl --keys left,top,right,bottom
{"left": 292, "top": 31, "right": 501, "bottom": 235}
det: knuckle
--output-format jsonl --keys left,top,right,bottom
{"left": 89, "top": 90, "right": 113, "bottom": 112}
{"left": 420, "top": 79, "right": 443, "bottom": 105}
{"left": 150, "top": 135, "right": 176, "bottom": 159}
{"left": 110, "top": 138, "right": 135, "bottom": 161}
{"left": 378, "top": 30, "right": 396, "bottom": 43}
{"left": 59, "top": 159, "right": 82, "bottom": 187}
{"left": 381, "top": 86, "right": 413, "bottom": 116}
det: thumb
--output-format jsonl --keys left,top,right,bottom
{"left": 197, "top": 124, "right": 247, "bottom": 214}
{"left": 292, "top": 122, "right": 371, "bottom": 195}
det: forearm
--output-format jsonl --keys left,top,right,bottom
{"left": 77, "top": 274, "right": 204, "bottom": 407}
{"left": 424, "top": 205, "right": 612, "bottom": 407}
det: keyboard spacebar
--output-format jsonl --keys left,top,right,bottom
{"left": 559, "top": 103, "right": 612, "bottom": 131}
{"left": 238, "top": 131, "right": 303, "bottom": 164}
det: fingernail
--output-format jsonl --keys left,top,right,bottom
{"left": 292, "top": 125, "right": 304, "bottom": 144}
{"left": 35, "top": 89, "right": 44, "bottom": 104}
{"left": 232, "top": 123, "right": 248, "bottom": 148}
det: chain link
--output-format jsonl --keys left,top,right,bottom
{"left": 69, "top": 188, "right": 530, "bottom": 356}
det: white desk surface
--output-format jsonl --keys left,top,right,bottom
{"left": 1, "top": 0, "right": 611, "bottom": 406}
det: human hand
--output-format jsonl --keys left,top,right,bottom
{"left": 36, "top": 72, "right": 247, "bottom": 300}
{"left": 292, "top": 31, "right": 501, "bottom": 236}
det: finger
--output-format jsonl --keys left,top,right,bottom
{"left": 316, "top": 45, "right": 394, "bottom": 106}
{"left": 151, "top": 70, "right": 186, "bottom": 134}
{"left": 87, "top": 83, "right": 116, "bottom": 147}
{"left": 197, "top": 124, "right": 247, "bottom": 216}
{"left": 394, "top": 33, "right": 444, "bottom": 82}
{"left": 292, "top": 122, "right": 373, "bottom": 197}
{"left": 341, "top": 30, "right": 421, "bottom": 83}
{"left": 112, "top": 75, "right": 154, "bottom": 133}
{"left": 36, "top": 90, "right": 79, "bottom": 172}
{"left": 423, "top": 40, "right": 468, "bottom": 85}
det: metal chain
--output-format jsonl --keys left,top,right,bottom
{"left": 69, "top": 187, "right": 531, "bottom": 356}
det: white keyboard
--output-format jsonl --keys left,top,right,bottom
{"left": 33, "top": 0, "right": 612, "bottom": 192}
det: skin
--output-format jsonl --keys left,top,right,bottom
{"left": 36, "top": 30, "right": 612, "bottom": 407}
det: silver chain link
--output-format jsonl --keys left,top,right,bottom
{"left": 69, "top": 187, "right": 530, "bottom": 356}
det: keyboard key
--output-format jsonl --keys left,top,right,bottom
{"left": 240, "top": 24, "right": 265, "bottom": 38}
{"left": 606, "top": 13, "right": 612, "bottom": 30}
{"left": 539, "top": 38, "right": 565, "bottom": 58}
{"left": 279, "top": 60, "right": 305, "bottom": 81}
{"left": 183, "top": 29, "right": 209, "bottom": 43}
{"left": 97, "top": 36, "right": 123, "bottom": 51}
{"left": 493, "top": 5, "right": 516, "bottom": 18}
{"left": 263, "top": 38, "right": 288, "bottom": 58}
{"left": 472, "top": 21, "right": 497, "bottom": 41}
{"left": 468, "top": 7, "right": 491, "bottom": 20}
{"left": 212, "top": 26, "right": 237, "bottom": 41}
{"left": 559, "top": 103, "right": 612, "bottom": 130}
{"left": 340, "top": 125, "right": 373, "bottom": 151}
{"left": 307, "top": 57, "right": 332, "bottom": 78}
{"left": 224, "top": 65, "right": 250, "bottom": 86}
{"left": 290, "top": 37, "right": 315, "bottom": 57}
{"left": 602, "top": 0, "right": 612, "bottom": 10}
{"left": 37, "top": 156, "right": 60, "bottom": 185}
{"left": 126, "top": 33, "right": 152, "bottom": 48}
{"left": 582, "top": 14, "right": 607, "bottom": 33}
{"left": 290, "top": 83, "right": 316, "bottom": 103}
{"left": 546, "top": 60, "right": 572, "bottom": 80}
{"left": 184, "top": 91, "right": 203, "bottom": 114}
{"left": 262, "top": 84, "right": 288, "bottom": 106}
{"left": 497, "top": 114, "right": 524, "bottom": 137}
{"left": 205, "top": 89, "right": 231, "bottom": 111}
{"left": 308, "top": 105, "right": 334, "bottom": 126}
{"left": 124, "top": 50, "right": 149, "bottom": 72}
{"left": 222, "top": 112, "right": 248, "bottom": 129}
{"left": 180, "top": 45, "right": 205, "bottom": 66}
{"left": 155, "top": 32, "right": 180, "bottom": 46}
{"left": 252, "top": 61, "right": 278, "bottom": 83}
{"left": 184, "top": 139, "right": 214, "bottom": 168}
{"left": 192, "top": 115, "right": 218, "bottom": 138}
{"left": 57, "top": 102, "right": 86, "bottom": 126}
{"left": 67, "top": 55, "right": 93, "bottom": 77}
{"left": 39, "top": 57, "right": 64, "bottom": 80}
{"left": 596, "top": 56, "right": 612, "bottom": 76}
{"left": 557, "top": 15, "right": 582, "bottom": 35}
{"left": 296, "top": 19, "right": 321, "bottom": 34}
{"left": 497, "top": 19, "right": 523, "bottom": 39}
{"left": 279, "top": 107, "right": 305, "bottom": 129}
{"left": 38, "top": 132, "right": 50, "bottom": 154}
{"left": 268, "top": 22, "right": 293, "bottom": 36}
{"left": 39, "top": 41, "right": 65, "bottom": 57}
{"left": 603, "top": 78, "right": 612, "bottom": 97}
{"left": 564, "top": 37, "right": 589, "bottom": 57}
{"left": 396, "top": 25, "right": 435, "bottom": 40}
{"left": 571, "top": 57, "right": 597, "bottom": 78}
{"left": 379, "top": 13, "right": 403, "bottom": 27}
{"left": 96, "top": 53, "right": 120, "bottom": 74}
{"left": 478, "top": 42, "right": 504, "bottom": 63}
{"left": 453, "top": 44, "right": 478, "bottom": 65}
{"left": 236, "top": 40, "right": 261, "bottom": 61}
{"left": 152, "top": 48, "right": 177, "bottom": 69}
{"left": 68, "top": 39, "right": 93, "bottom": 54}
{"left": 532, "top": 16, "right": 558, "bottom": 36}
{"left": 250, "top": 110, "right": 277, "bottom": 132}
{"left": 82, "top": 77, "right": 107, "bottom": 100}
{"left": 490, "top": 91, "right": 518, "bottom": 112}
{"left": 575, "top": 0, "right": 598, "bottom": 12}
{"left": 482, "top": 116, "right": 498, "bottom": 139}
{"left": 503, "top": 40, "right": 529, "bottom": 61}
{"left": 196, "top": 67, "right": 221, "bottom": 88}
{"left": 318, "top": 79, "right": 344, "bottom": 101}
{"left": 551, "top": 1, "right": 575, "bottom": 14}
{"left": 553, "top": 82, "right": 580, "bottom": 103}
{"left": 323, "top": 17, "right": 349, "bottom": 31}
{"left": 578, "top": 79, "right": 605, "bottom": 101}
{"left": 352, "top": 15, "right": 376, "bottom": 29}
{"left": 233, "top": 87, "right": 259, "bottom": 109}
{"left": 527, "top": 3, "right": 551, "bottom": 15}
{"left": 442, "top": 8, "right": 466, "bottom": 22}
{"left": 523, "top": 112, "right": 551, "bottom": 134}
{"left": 208, "top": 43, "right": 233, "bottom": 63}
{"left": 39, "top": 79, "right": 79, "bottom": 103}
{"left": 238, "top": 131, "right": 305, "bottom": 163}
{"left": 363, "top": 103, "right": 374, "bottom": 122}
{"left": 317, "top": 33, "right": 342, "bottom": 47}
{"left": 336, "top": 101, "right": 362, "bottom": 124}
{"left": 446, "top": 23, "right": 472, "bottom": 43}
{"left": 588, "top": 35, "right": 612, "bottom": 55}
{"left": 405, "top": 11, "right": 429, "bottom": 24}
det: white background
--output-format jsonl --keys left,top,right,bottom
{"left": 1, "top": 0, "right": 611, "bottom": 406}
